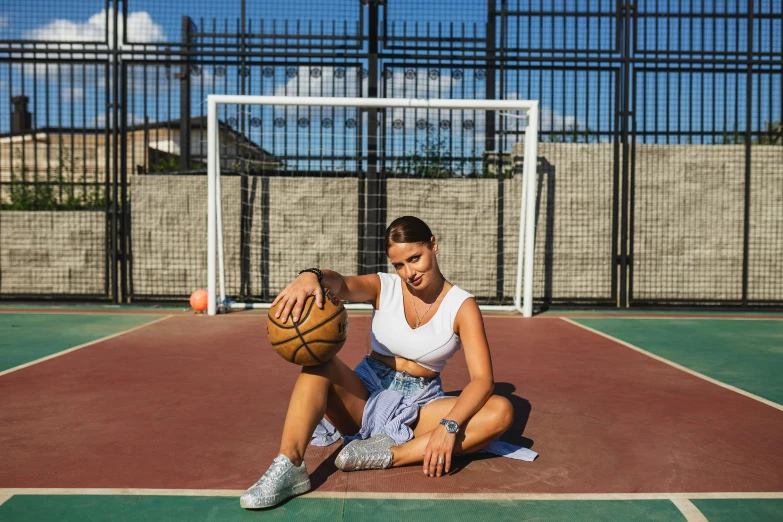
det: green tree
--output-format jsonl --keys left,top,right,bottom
{"left": 392, "top": 125, "right": 464, "bottom": 178}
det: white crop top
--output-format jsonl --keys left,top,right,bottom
{"left": 369, "top": 272, "right": 474, "bottom": 373}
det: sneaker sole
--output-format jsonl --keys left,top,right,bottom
{"left": 239, "top": 479, "right": 312, "bottom": 509}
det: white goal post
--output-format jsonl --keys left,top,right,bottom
{"left": 206, "top": 95, "right": 538, "bottom": 317}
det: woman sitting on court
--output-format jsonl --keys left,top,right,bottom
{"left": 241, "top": 215, "right": 516, "bottom": 509}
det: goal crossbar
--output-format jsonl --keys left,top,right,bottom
{"left": 206, "top": 95, "right": 538, "bottom": 317}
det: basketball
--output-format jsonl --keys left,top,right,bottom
{"left": 267, "top": 289, "right": 348, "bottom": 366}
{"left": 190, "top": 289, "right": 209, "bottom": 312}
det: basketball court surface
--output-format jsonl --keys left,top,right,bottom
{"left": 1, "top": 306, "right": 782, "bottom": 521}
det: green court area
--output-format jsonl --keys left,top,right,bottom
{"left": 572, "top": 318, "right": 783, "bottom": 406}
{"left": 692, "top": 499, "right": 783, "bottom": 522}
{"left": 0, "top": 495, "right": 690, "bottom": 522}
{"left": 0, "top": 313, "right": 166, "bottom": 373}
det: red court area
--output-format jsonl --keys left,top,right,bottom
{"left": 1, "top": 313, "right": 782, "bottom": 495}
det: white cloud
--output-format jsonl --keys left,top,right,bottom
{"left": 272, "top": 65, "right": 365, "bottom": 98}
{"left": 17, "top": 8, "right": 166, "bottom": 74}
{"left": 62, "top": 86, "right": 84, "bottom": 99}
{"left": 15, "top": 9, "right": 169, "bottom": 97}
{"left": 0, "top": 16, "right": 8, "bottom": 33}
{"left": 272, "top": 66, "right": 469, "bottom": 101}
{"left": 270, "top": 66, "right": 474, "bottom": 132}
{"left": 262, "top": 66, "right": 497, "bottom": 164}
{"left": 539, "top": 107, "right": 583, "bottom": 132}
{"left": 23, "top": 9, "right": 165, "bottom": 46}
{"left": 504, "top": 92, "right": 586, "bottom": 133}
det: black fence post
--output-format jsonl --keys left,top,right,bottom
{"left": 180, "top": 17, "right": 192, "bottom": 172}
{"left": 238, "top": 0, "right": 252, "bottom": 298}
{"left": 120, "top": 62, "right": 129, "bottom": 303}
{"left": 486, "top": 0, "right": 497, "bottom": 168}
{"left": 618, "top": 1, "right": 633, "bottom": 308}
{"left": 742, "top": 1, "right": 754, "bottom": 307}
{"left": 365, "top": 0, "right": 385, "bottom": 275}
{"left": 110, "top": 0, "right": 120, "bottom": 304}
{"left": 489, "top": 0, "right": 505, "bottom": 301}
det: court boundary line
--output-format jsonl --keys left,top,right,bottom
{"left": 0, "top": 315, "right": 174, "bottom": 378}
{"left": 1, "top": 489, "right": 782, "bottom": 501}
{"left": 0, "top": 309, "right": 186, "bottom": 315}
{"left": 561, "top": 318, "right": 783, "bottom": 413}
{"left": 671, "top": 498, "right": 709, "bottom": 522}
{"left": 0, "top": 494, "right": 11, "bottom": 508}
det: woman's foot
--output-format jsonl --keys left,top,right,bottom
{"left": 335, "top": 434, "right": 395, "bottom": 471}
{"left": 240, "top": 454, "right": 311, "bottom": 509}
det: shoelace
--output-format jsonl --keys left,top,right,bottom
{"left": 352, "top": 447, "right": 392, "bottom": 470}
{"left": 256, "top": 458, "right": 288, "bottom": 484}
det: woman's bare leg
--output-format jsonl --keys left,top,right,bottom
{"left": 390, "top": 395, "right": 513, "bottom": 468}
{"left": 278, "top": 357, "right": 369, "bottom": 466}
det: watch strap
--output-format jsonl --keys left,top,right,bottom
{"left": 439, "top": 418, "right": 459, "bottom": 433}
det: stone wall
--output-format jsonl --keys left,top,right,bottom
{"left": 633, "top": 145, "right": 782, "bottom": 302}
{"left": 748, "top": 148, "right": 783, "bottom": 302}
{"left": 522, "top": 143, "right": 615, "bottom": 301}
{"left": 1, "top": 143, "right": 780, "bottom": 304}
{"left": 0, "top": 211, "right": 105, "bottom": 295}
{"left": 130, "top": 175, "right": 359, "bottom": 298}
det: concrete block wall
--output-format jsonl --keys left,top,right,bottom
{"left": 1, "top": 143, "right": 780, "bottom": 304}
{"left": 748, "top": 147, "right": 783, "bottom": 301}
{"left": 522, "top": 143, "right": 616, "bottom": 301}
{"left": 0, "top": 211, "right": 105, "bottom": 295}
{"left": 129, "top": 176, "right": 360, "bottom": 298}
{"left": 633, "top": 145, "right": 746, "bottom": 301}
{"left": 633, "top": 145, "right": 782, "bottom": 302}
{"left": 129, "top": 175, "right": 209, "bottom": 297}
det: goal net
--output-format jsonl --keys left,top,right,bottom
{"left": 206, "top": 95, "right": 538, "bottom": 316}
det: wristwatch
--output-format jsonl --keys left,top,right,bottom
{"left": 440, "top": 418, "right": 459, "bottom": 434}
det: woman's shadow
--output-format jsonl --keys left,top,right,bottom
{"left": 444, "top": 381, "right": 535, "bottom": 474}
{"left": 490, "top": 381, "right": 534, "bottom": 448}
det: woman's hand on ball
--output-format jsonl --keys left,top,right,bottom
{"left": 272, "top": 273, "right": 324, "bottom": 323}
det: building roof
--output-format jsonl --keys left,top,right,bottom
{"left": 0, "top": 117, "right": 274, "bottom": 158}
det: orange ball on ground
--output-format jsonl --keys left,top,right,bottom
{"left": 190, "top": 289, "right": 209, "bottom": 312}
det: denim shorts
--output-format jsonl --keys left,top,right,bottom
{"left": 365, "top": 356, "right": 436, "bottom": 397}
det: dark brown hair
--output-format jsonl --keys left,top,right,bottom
{"left": 384, "top": 216, "right": 433, "bottom": 251}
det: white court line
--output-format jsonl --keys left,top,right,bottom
{"left": 561, "top": 318, "right": 783, "bottom": 413}
{"left": 0, "top": 493, "right": 11, "bottom": 507}
{"left": 0, "top": 488, "right": 782, "bottom": 501}
{"left": 0, "top": 315, "right": 173, "bottom": 378}
{"left": 671, "top": 498, "right": 709, "bottom": 522}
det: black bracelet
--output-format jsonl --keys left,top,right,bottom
{"left": 298, "top": 267, "right": 323, "bottom": 283}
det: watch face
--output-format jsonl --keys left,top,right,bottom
{"left": 444, "top": 420, "right": 458, "bottom": 433}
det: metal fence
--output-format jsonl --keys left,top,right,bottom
{"left": 0, "top": 0, "right": 781, "bottom": 308}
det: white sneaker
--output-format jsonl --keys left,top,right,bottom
{"left": 334, "top": 434, "right": 395, "bottom": 471}
{"left": 240, "top": 454, "right": 311, "bottom": 509}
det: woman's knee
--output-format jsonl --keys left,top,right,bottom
{"left": 486, "top": 395, "right": 514, "bottom": 434}
{"left": 301, "top": 356, "right": 342, "bottom": 379}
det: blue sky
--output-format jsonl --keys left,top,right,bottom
{"left": 1, "top": 1, "right": 780, "bottom": 145}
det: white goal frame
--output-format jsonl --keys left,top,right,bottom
{"left": 206, "top": 95, "right": 538, "bottom": 317}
